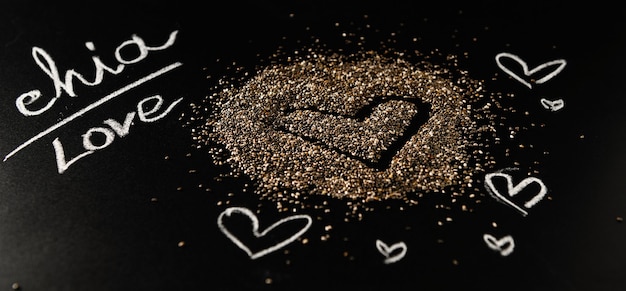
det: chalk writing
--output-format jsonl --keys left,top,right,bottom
{"left": 53, "top": 95, "right": 183, "bottom": 174}
{"left": 375, "top": 239, "right": 407, "bottom": 264}
{"left": 16, "top": 30, "right": 179, "bottom": 116}
{"left": 217, "top": 207, "right": 313, "bottom": 260}
{"left": 483, "top": 234, "right": 515, "bottom": 257}
{"left": 495, "top": 52, "right": 566, "bottom": 89}
{"left": 484, "top": 169, "right": 548, "bottom": 217}
{"left": 4, "top": 62, "right": 183, "bottom": 162}
{"left": 540, "top": 98, "right": 565, "bottom": 112}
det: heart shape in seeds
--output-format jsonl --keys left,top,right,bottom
{"left": 217, "top": 207, "right": 312, "bottom": 259}
{"left": 274, "top": 97, "right": 430, "bottom": 170}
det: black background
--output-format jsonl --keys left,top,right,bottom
{"left": 1, "top": 1, "right": 625, "bottom": 290}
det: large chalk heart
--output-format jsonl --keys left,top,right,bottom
{"left": 217, "top": 207, "right": 312, "bottom": 259}
{"left": 484, "top": 172, "right": 548, "bottom": 217}
{"left": 495, "top": 52, "right": 567, "bottom": 89}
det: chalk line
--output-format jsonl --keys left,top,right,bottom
{"left": 3, "top": 61, "right": 183, "bottom": 162}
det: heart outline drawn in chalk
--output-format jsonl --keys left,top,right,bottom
{"left": 540, "top": 98, "right": 565, "bottom": 112}
{"left": 483, "top": 234, "right": 515, "bottom": 257}
{"left": 217, "top": 207, "right": 313, "bottom": 259}
{"left": 495, "top": 52, "right": 567, "bottom": 89}
{"left": 484, "top": 171, "right": 548, "bottom": 217}
{"left": 375, "top": 239, "right": 407, "bottom": 264}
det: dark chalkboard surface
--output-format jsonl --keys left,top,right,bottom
{"left": 1, "top": 1, "right": 625, "bottom": 290}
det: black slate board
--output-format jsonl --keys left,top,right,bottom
{"left": 1, "top": 1, "right": 625, "bottom": 290}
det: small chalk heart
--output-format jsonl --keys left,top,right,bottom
{"left": 483, "top": 234, "right": 515, "bottom": 257}
{"left": 375, "top": 239, "right": 407, "bottom": 264}
{"left": 495, "top": 52, "right": 567, "bottom": 89}
{"left": 540, "top": 98, "right": 565, "bottom": 112}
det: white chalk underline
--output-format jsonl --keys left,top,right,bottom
{"left": 3, "top": 61, "right": 183, "bottom": 162}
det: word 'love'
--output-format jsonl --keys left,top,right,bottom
{"left": 53, "top": 95, "right": 182, "bottom": 174}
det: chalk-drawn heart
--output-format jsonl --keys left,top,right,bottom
{"left": 375, "top": 239, "right": 407, "bottom": 264}
{"left": 540, "top": 98, "right": 565, "bottom": 112}
{"left": 217, "top": 207, "right": 312, "bottom": 259}
{"left": 484, "top": 171, "right": 548, "bottom": 217}
{"left": 483, "top": 234, "right": 515, "bottom": 257}
{"left": 495, "top": 52, "right": 567, "bottom": 89}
